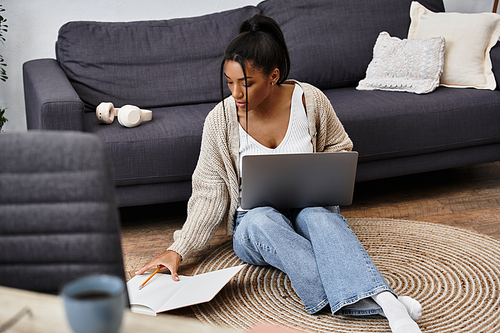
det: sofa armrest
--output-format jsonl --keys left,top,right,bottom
{"left": 23, "top": 59, "right": 85, "bottom": 131}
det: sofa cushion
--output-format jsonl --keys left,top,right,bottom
{"left": 56, "top": 6, "right": 260, "bottom": 110}
{"left": 408, "top": 1, "right": 500, "bottom": 90}
{"left": 258, "top": 0, "right": 445, "bottom": 89}
{"left": 325, "top": 87, "right": 500, "bottom": 162}
{"left": 357, "top": 32, "right": 445, "bottom": 94}
{"left": 83, "top": 103, "right": 216, "bottom": 187}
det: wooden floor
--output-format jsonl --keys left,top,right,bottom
{"left": 119, "top": 161, "right": 500, "bottom": 318}
{"left": 341, "top": 161, "right": 500, "bottom": 238}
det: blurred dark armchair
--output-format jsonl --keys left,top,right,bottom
{"left": 0, "top": 131, "right": 126, "bottom": 294}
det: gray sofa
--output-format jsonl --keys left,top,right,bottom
{"left": 24, "top": 0, "right": 500, "bottom": 207}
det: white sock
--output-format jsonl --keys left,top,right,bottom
{"left": 379, "top": 295, "right": 423, "bottom": 322}
{"left": 372, "top": 292, "right": 422, "bottom": 333}
{"left": 399, "top": 296, "right": 422, "bottom": 321}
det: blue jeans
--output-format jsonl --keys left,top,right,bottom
{"left": 233, "top": 206, "right": 395, "bottom": 315}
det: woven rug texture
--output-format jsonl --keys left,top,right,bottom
{"left": 192, "top": 218, "right": 500, "bottom": 333}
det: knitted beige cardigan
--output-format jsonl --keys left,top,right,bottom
{"left": 168, "top": 81, "right": 353, "bottom": 260}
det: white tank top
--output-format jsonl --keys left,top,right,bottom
{"left": 238, "top": 84, "right": 313, "bottom": 210}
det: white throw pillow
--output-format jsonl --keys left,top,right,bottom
{"left": 408, "top": 1, "right": 500, "bottom": 90}
{"left": 357, "top": 31, "right": 445, "bottom": 94}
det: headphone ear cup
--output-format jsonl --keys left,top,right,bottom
{"left": 96, "top": 102, "right": 116, "bottom": 124}
{"left": 117, "top": 105, "right": 142, "bottom": 128}
{"left": 141, "top": 110, "right": 153, "bottom": 122}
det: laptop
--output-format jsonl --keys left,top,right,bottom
{"left": 240, "top": 151, "right": 358, "bottom": 210}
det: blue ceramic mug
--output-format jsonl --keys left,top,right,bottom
{"left": 61, "top": 275, "right": 126, "bottom": 333}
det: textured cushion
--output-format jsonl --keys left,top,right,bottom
{"left": 84, "top": 103, "right": 215, "bottom": 187}
{"left": 357, "top": 32, "right": 445, "bottom": 94}
{"left": 325, "top": 87, "right": 500, "bottom": 162}
{"left": 56, "top": 6, "right": 260, "bottom": 110}
{"left": 408, "top": 1, "right": 500, "bottom": 90}
{"left": 258, "top": 0, "right": 445, "bottom": 89}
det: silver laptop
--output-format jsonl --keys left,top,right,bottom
{"left": 240, "top": 151, "right": 358, "bottom": 210}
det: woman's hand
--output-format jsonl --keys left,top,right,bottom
{"left": 135, "top": 250, "right": 182, "bottom": 281}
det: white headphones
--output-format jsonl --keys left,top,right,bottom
{"left": 96, "top": 102, "right": 152, "bottom": 128}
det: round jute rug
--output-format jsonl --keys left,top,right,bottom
{"left": 191, "top": 218, "right": 500, "bottom": 333}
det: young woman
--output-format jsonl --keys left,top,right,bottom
{"left": 137, "top": 14, "right": 423, "bottom": 333}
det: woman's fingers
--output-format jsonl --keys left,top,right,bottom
{"left": 135, "top": 259, "right": 157, "bottom": 275}
{"left": 135, "top": 250, "right": 182, "bottom": 281}
{"left": 166, "top": 260, "right": 180, "bottom": 281}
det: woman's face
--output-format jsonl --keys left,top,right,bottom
{"left": 224, "top": 60, "right": 276, "bottom": 112}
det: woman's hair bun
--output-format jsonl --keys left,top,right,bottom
{"left": 240, "top": 14, "right": 279, "bottom": 35}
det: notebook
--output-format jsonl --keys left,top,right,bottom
{"left": 240, "top": 151, "right": 358, "bottom": 210}
{"left": 126, "top": 265, "right": 245, "bottom": 316}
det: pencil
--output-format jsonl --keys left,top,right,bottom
{"left": 138, "top": 265, "right": 164, "bottom": 290}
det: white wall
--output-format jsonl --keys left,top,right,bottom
{"left": 444, "top": 0, "right": 497, "bottom": 12}
{"left": 0, "top": 0, "right": 497, "bottom": 131}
